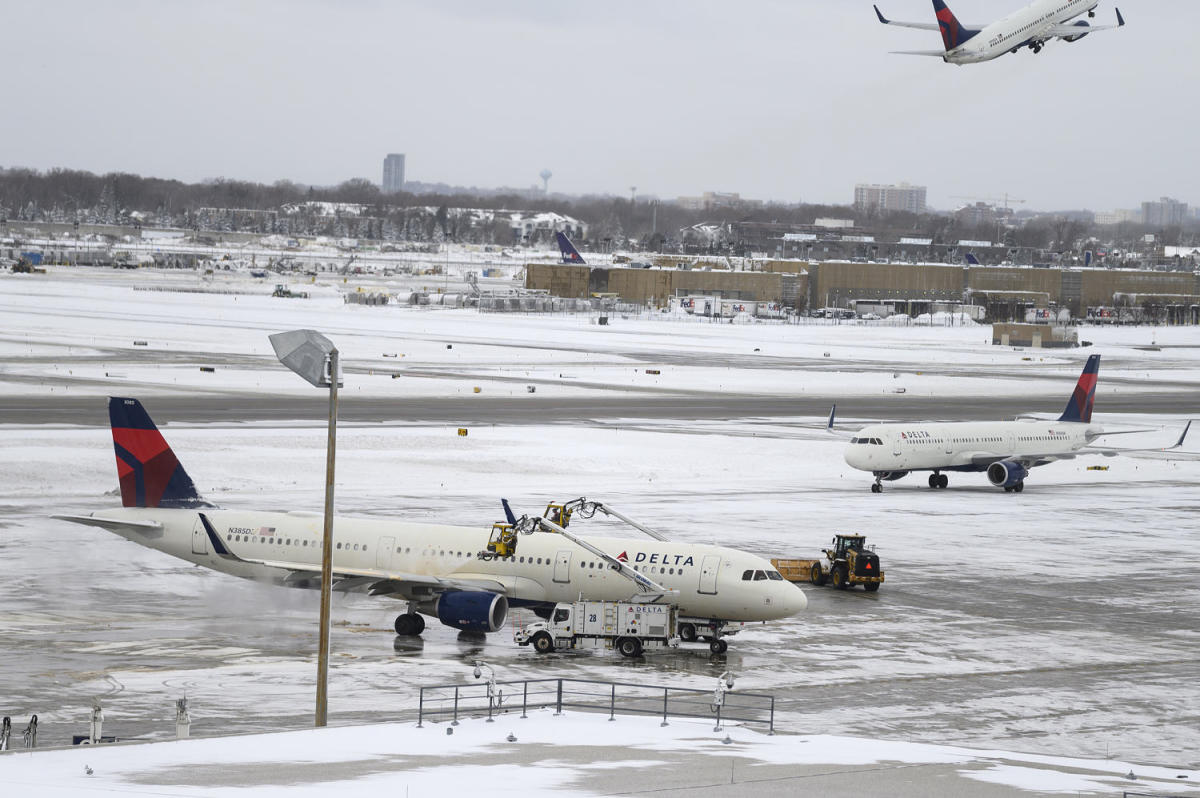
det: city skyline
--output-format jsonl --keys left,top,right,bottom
{"left": 5, "top": 2, "right": 1198, "bottom": 211}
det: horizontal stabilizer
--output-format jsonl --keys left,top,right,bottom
{"left": 54, "top": 514, "right": 163, "bottom": 539}
{"left": 891, "top": 49, "right": 947, "bottom": 57}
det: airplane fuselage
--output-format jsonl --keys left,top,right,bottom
{"left": 947, "top": 0, "right": 1096, "bottom": 63}
{"left": 94, "top": 507, "right": 806, "bottom": 623}
{"left": 845, "top": 419, "right": 1095, "bottom": 473}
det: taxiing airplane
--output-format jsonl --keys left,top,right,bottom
{"left": 57, "top": 398, "right": 805, "bottom": 652}
{"left": 836, "top": 355, "right": 1191, "bottom": 493}
{"left": 874, "top": 0, "right": 1125, "bottom": 65}
{"left": 555, "top": 231, "right": 586, "bottom": 265}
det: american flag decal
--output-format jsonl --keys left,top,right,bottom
{"left": 259, "top": 526, "right": 276, "bottom": 536}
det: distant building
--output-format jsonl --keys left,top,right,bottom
{"left": 676, "top": 192, "right": 764, "bottom": 212}
{"left": 1141, "top": 197, "right": 1188, "bottom": 227}
{"left": 853, "top": 182, "right": 927, "bottom": 214}
{"left": 1094, "top": 209, "right": 1141, "bottom": 226}
{"left": 382, "top": 153, "right": 406, "bottom": 194}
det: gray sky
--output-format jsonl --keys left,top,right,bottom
{"left": 6, "top": 1, "right": 1196, "bottom": 211}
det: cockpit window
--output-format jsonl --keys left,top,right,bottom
{"left": 742, "top": 569, "right": 754, "bottom": 581}
{"left": 753, "top": 570, "right": 768, "bottom": 581}
{"left": 767, "top": 571, "right": 784, "bottom": 581}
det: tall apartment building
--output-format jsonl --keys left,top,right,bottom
{"left": 853, "top": 182, "right": 927, "bottom": 214}
{"left": 382, "top": 153, "right": 406, "bottom": 193}
{"left": 1141, "top": 197, "right": 1189, "bottom": 227}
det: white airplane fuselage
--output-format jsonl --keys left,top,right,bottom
{"left": 95, "top": 507, "right": 807, "bottom": 623}
{"left": 947, "top": 0, "right": 1097, "bottom": 64}
{"left": 845, "top": 419, "right": 1095, "bottom": 472}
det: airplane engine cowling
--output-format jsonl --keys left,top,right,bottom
{"left": 435, "top": 591, "right": 508, "bottom": 633}
{"left": 1064, "top": 20, "right": 1090, "bottom": 42}
{"left": 987, "top": 460, "right": 1029, "bottom": 488}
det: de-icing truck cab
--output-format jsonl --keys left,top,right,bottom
{"left": 515, "top": 600, "right": 679, "bottom": 658}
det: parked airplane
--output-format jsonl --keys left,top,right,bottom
{"left": 555, "top": 231, "right": 586, "bottom": 265}
{"left": 57, "top": 398, "right": 805, "bottom": 653}
{"left": 836, "top": 355, "right": 1191, "bottom": 492}
{"left": 874, "top": 0, "right": 1125, "bottom": 64}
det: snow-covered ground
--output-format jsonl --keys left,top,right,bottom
{"left": 1, "top": 267, "right": 1198, "bottom": 790}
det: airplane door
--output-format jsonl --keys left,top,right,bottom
{"left": 698, "top": 555, "right": 720, "bottom": 595}
{"left": 191, "top": 517, "right": 207, "bottom": 555}
{"left": 553, "top": 550, "right": 572, "bottom": 583}
{"left": 376, "top": 536, "right": 395, "bottom": 569}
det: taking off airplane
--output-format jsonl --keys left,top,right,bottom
{"left": 874, "top": 0, "right": 1125, "bottom": 64}
{"left": 57, "top": 398, "right": 806, "bottom": 653}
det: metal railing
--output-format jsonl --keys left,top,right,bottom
{"left": 416, "top": 678, "right": 775, "bottom": 733}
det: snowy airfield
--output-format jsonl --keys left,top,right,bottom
{"left": 2, "top": 266, "right": 1199, "bottom": 794}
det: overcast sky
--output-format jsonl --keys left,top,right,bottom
{"left": 6, "top": 1, "right": 1196, "bottom": 211}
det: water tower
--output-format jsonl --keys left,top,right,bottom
{"left": 539, "top": 169, "right": 553, "bottom": 194}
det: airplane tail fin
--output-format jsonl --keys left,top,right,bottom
{"left": 109, "top": 397, "right": 207, "bottom": 508}
{"left": 555, "top": 232, "right": 586, "bottom": 265}
{"left": 1058, "top": 355, "right": 1100, "bottom": 424}
{"left": 964, "top": 253, "right": 981, "bottom": 265}
{"left": 932, "top": 0, "right": 979, "bottom": 50}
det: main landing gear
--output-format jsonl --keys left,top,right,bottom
{"left": 681, "top": 621, "right": 729, "bottom": 654}
{"left": 1003, "top": 481, "right": 1025, "bottom": 493}
{"left": 394, "top": 612, "right": 426, "bottom": 636}
{"left": 928, "top": 473, "right": 948, "bottom": 490}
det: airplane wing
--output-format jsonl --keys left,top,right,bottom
{"left": 1046, "top": 8, "right": 1125, "bottom": 38}
{"left": 969, "top": 421, "right": 1193, "bottom": 467}
{"left": 873, "top": 5, "right": 939, "bottom": 31}
{"left": 890, "top": 50, "right": 948, "bottom": 57}
{"left": 54, "top": 514, "right": 164, "bottom": 539}
{"left": 198, "top": 514, "right": 508, "bottom": 596}
{"left": 824, "top": 404, "right": 857, "bottom": 440}
{"left": 1083, "top": 421, "right": 1195, "bottom": 460}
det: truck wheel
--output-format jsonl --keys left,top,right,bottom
{"left": 864, "top": 582, "right": 880, "bottom": 593}
{"left": 617, "top": 637, "right": 642, "bottom": 658}
{"left": 532, "top": 632, "right": 555, "bottom": 654}
{"left": 810, "top": 563, "right": 827, "bottom": 586}
{"left": 709, "top": 638, "right": 728, "bottom": 655}
{"left": 678, "top": 623, "right": 698, "bottom": 642}
{"left": 832, "top": 565, "right": 849, "bottom": 590}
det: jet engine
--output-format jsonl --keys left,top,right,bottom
{"left": 432, "top": 591, "right": 508, "bottom": 633}
{"left": 1064, "top": 20, "right": 1090, "bottom": 42}
{"left": 987, "top": 460, "right": 1029, "bottom": 488}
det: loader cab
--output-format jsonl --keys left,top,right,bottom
{"left": 831, "top": 534, "right": 865, "bottom": 558}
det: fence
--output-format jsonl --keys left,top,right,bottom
{"left": 416, "top": 677, "right": 775, "bottom": 734}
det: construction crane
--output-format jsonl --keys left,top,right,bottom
{"left": 951, "top": 194, "right": 1027, "bottom": 211}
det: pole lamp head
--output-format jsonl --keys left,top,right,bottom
{"left": 269, "top": 329, "right": 341, "bottom": 388}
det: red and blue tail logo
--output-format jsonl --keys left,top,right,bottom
{"left": 109, "top": 397, "right": 207, "bottom": 508}
{"left": 933, "top": 0, "right": 979, "bottom": 50}
{"left": 1058, "top": 355, "right": 1100, "bottom": 424}
{"left": 556, "top": 232, "right": 586, "bottom": 265}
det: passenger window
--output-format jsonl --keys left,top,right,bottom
{"left": 742, "top": 569, "right": 754, "bottom": 580}
{"left": 336, "top": 543, "right": 342, "bottom": 550}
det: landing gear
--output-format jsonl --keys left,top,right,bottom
{"left": 1032, "top": 43, "right": 1043, "bottom": 53}
{"left": 394, "top": 613, "right": 426, "bottom": 636}
{"left": 927, "top": 473, "right": 949, "bottom": 489}
{"left": 678, "top": 623, "right": 698, "bottom": 643}
{"left": 709, "top": 638, "right": 728, "bottom": 655}
{"left": 871, "top": 479, "right": 883, "bottom": 493}
{"left": 1003, "top": 481, "right": 1025, "bottom": 493}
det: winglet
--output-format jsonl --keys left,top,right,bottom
{"left": 874, "top": 4, "right": 889, "bottom": 24}
{"left": 1172, "top": 420, "right": 1192, "bottom": 449}
{"left": 827, "top": 404, "right": 837, "bottom": 432}
{"left": 1116, "top": 7, "right": 1124, "bottom": 26}
{"left": 501, "top": 498, "right": 517, "bottom": 526}
{"left": 199, "top": 512, "right": 236, "bottom": 560}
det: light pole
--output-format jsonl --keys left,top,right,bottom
{"left": 269, "top": 329, "right": 341, "bottom": 727}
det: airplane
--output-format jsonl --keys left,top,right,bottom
{"left": 56, "top": 398, "right": 806, "bottom": 654}
{"left": 555, "top": 231, "right": 586, "bottom": 265}
{"left": 836, "top": 355, "right": 1192, "bottom": 493}
{"left": 874, "top": 0, "right": 1125, "bottom": 65}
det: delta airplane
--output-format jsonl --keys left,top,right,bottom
{"left": 57, "top": 398, "right": 806, "bottom": 653}
{"left": 874, "top": 0, "right": 1125, "bottom": 64}
{"left": 837, "top": 355, "right": 1191, "bottom": 493}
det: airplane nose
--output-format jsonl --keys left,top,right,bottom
{"left": 781, "top": 583, "right": 807, "bottom": 616}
